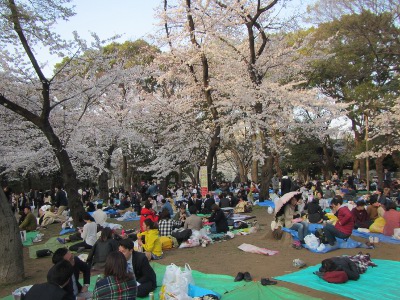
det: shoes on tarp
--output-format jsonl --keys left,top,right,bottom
{"left": 260, "top": 278, "right": 277, "bottom": 286}
{"left": 234, "top": 272, "right": 244, "bottom": 282}
{"left": 56, "top": 238, "right": 65, "bottom": 244}
{"left": 243, "top": 272, "right": 252, "bottom": 282}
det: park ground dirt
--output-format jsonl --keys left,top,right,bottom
{"left": 1, "top": 206, "right": 399, "bottom": 299}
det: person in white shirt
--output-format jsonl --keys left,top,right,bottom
{"left": 58, "top": 213, "right": 98, "bottom": 252}
{"left": 93, "top": 204, "right": 108, "bottom": 227}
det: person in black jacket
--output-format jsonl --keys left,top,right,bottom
{"left": 55, "top": 186, "right": 68, "bottom": 216}
{"left": 87, "top": 227, "right": 119, "bottom": 271}
{"left": 50, "top": 248, "right": 91, "bottom": 299}
{"left": 119, "top": 238, "right": 157, "bottom": 297}
{"left": 207, "top": 204, "right": 229, "bottom": 233}
{"left": 25, "top": 260, "right": 74, "bottom": 300}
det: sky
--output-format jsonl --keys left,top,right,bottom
{"left": 42, "top": 0, "right": 315, "bottom": 75}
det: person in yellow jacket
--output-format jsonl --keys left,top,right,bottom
{"left": 138, "top": 219, "right": 163, "bottom": 261}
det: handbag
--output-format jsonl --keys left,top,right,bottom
{"left": 36, "top": 249, "right": 53, "bottom": 258}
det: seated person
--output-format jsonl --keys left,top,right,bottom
{"left": 140, "top": 200, "right": 158, "bottom": 232}
{"left": 58, "top": 213, "right": 97, "bottom": 252}
{"left": 282, "top": 194, "right": 309, "bottom": 243}
{"left": 119, "top": 239, "right": 157, "bottom": 298}
{"left": 383, "top": 201, "right": 400, "bottom": 236}
{"left": 205, "top": 204, "right": 229, "bottom": 233}
{"left": 351, "top": 200, "right": 372, "bottom": 229}
{"left": 87, "top": 227, "right": 119, "bottom": 271}
{"left": 323, "top": 196, "right": 354, "bottom": 246}
{"left": 117, "top": 196, "right": 132, "bottom": 214}
{"left": 19, "top": 206, "right": 37, "bottom": 231}
{"left": 173, "top": 204, "right": 189, "bottom": 226}
{"left": 50, "top": 248, "right": 91, "bottom": 299}
{"left": 367, "top": 196, "right": 384, "bottom": 221}
{"left": 84, "top": 200, "right": 96, "bottom": 212}
{"left": 158, "top": 208, "right": 181, "bottom": 236}
{"left": 184, "top": 206, "right": 203, "bottom": 231}
{"left": 93, "top": 251, "right": 137, "bottom": 299}
{"left": 234, "top": 197, "right": 247, "bottom": 214}
{"left": 92, "top": 204, "right": 108, "bottom": 228}
{"left": 161, "top": 198, "right": 174, "bottom": 217}
{"left": 137, "top": 219, "right": 163, "bottom": 261}
{"left": 306, "top": 198, "right": 325, "bottom": 224}
{"left": 202, "top": 194, "right": 215, "bottom": 214}
{"left": 25, "top": 260, "right": 74, "bottom": 300}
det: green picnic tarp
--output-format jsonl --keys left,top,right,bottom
{"left": 2, "top": 262, "right": 321, "bottom": 300}
{"left": 275, "top": 259, "right": 400, "bottom": 300}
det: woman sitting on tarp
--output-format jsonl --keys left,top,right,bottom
{"left": 234, "top": 197, "right": 247, "bottom": 214}
{"left": 305, "top": 196, "right": 325, "bottom": 224}
{"left": 383, "top": 201, "right": 400, "bottom": 236}
{"left": 351, "top": 200, "right": 372, "bottom": 229}
{"left": 281, "top": 193, "right": 309, "bottom": 244}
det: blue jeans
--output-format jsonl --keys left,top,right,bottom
{"left": 290, "top": 221, "right": 309, "bottom": 242}
{"left": 323, "top": 223, "right": 350, "bottom": 245}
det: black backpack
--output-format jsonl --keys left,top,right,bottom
{"left": 36, "top": 249, "right": 53, "bottom": 258}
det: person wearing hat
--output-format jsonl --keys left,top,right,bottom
{"left": 19, "top": 206, "right": 37, "bottom": 231}
{"left": 351, "top": 201, "right": 372, "bottom": 229}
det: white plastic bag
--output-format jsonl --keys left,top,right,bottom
{"left": 181, "top": 263, "right": 194, "bottom": 285}
{"left": 160, "top": 264, "right": 193, "bottom": 300}
{"left": 304, "top": 233, "right": 320, "bottom": 250}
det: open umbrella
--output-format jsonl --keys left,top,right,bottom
{"left": 274, "top": 191, "right": 302, "bottom": 216}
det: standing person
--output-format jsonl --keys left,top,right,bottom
{"left": 383, "top": 168, "right": 391, "bottom": 188}
{"left": 50, "top": 248, "right": 91, "bottom": 300}
{"left": 206, "top": 204, "right": 229, "bottom": 233}
{"left": 55, "top": 186, "right": 68, "bottom": 216}
{"left": 92, "top": 251, "right": 137, "bottom": 300}
{"left": 25, "top": 260, "right": 74, "bottom": 300}
{"left": 281, "top": 172, "right": 292, "bottom": 196}
{"left": 119, "top": 239, "right": 157, "bottom": 298}
{"left": 18, "top": 192, "right": 28, "bottom": 212}
{"left": 323, "top": 196, "right": 354, "bottom": 246}
{"left": 271, "top": 174, "right": 280, "bottom": 195}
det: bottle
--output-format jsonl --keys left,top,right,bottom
{"left": 149, "top": 292, "right": 154, "bottom": 300}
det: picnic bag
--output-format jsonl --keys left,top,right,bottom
{"left": 171, "top": 228, "right": 192, "bottom": 241}
{"left": 323, "top": 271, "right": 348, "bottom": 283}
{"left": 160, "top": 236, "right": 173, "bottom": 250}
{"left": 36, "top": 249, "right": 53, "bottom": 258}
{"left": 315, "top": 228, "right": 329, "bottom": 244}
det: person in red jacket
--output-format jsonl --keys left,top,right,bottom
{"left": 323, "top": 196, "right": 354, "bottom": 246}
{"left": 139, "top": 200, "right": 158, "bottom": 232}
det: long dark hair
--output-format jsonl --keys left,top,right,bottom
{"left": 104, "top": 251, "right": 132, "bottom": 282}
{"left": 100, "top": 227, "right": 113, "bottom": 242}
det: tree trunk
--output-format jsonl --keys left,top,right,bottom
{"left": 251, "top": 159, "right": 258, "bottom": 183}
{"left": 0, "top": 189, "right": 24, "bottom": 284}
{"left": 259, "top": 156, "right": 273, "bottom": 201}
{"left": 359, "top": 158, "right": 366, "bottom": 181}
{"left": 212, "top": 153, "right": 218, "bottom": 180}
{"left": 98, "top": 171, "right": 109, "bottom": 201}
{"left": 376, "top": 155, "right": 385, "bottom": 188}
{"left": 206, "top": 126, "right": 221, "bottom": 190}
{"left": 122, "top": 155, "right": 129, "bottom": 191}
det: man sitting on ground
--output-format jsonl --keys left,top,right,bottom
{"left": 50, "top": 248, "right": 91, "bottom": 300}
{"left": 19, "top": 206, "right": 37, "bottom": 231}
{"left": 25, "top": 260, "right": 74, "bottom": 300}
{"left": 119, "top": 238, "right": 157, "bottom": 298}
{"left": 93, "top": 203, "right": 108, "bottom": 228}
